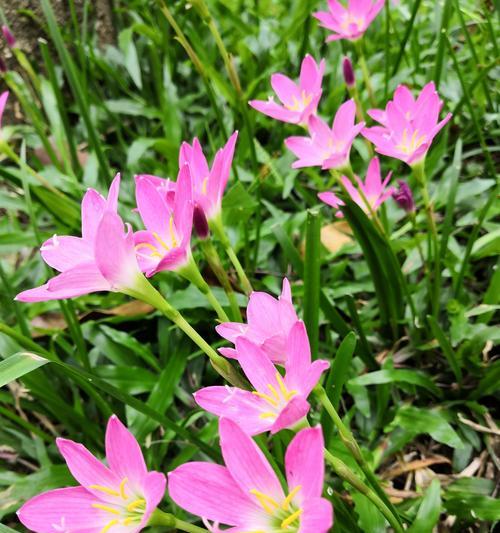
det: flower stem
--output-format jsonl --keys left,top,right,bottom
{"left": 356, "top": 41, "right": 376, "bottom": 107}
{"left": 210, "top": 216, "right": 253, "bottom": 295}
{"left": 149, "top": 509, "right": 208, "bottom": 532}
{"left": 200, "top": 238, "right": 243, "bottom": 321}
{"left": 315, "top": 385, "right": 404, "bottom": 530}
{"left": 179, "top": 256, "right": 230, "bottom": 322}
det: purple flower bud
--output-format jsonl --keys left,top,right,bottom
{"left": 392, "top": 180, "right": 415, "bottom": 212}
{"left": 2, "top": 25, "right": 16, "bottom": 48}
{"left": 342, "top": 57, "right": 355, "bottom": 88}
{"left": 193, "top": 203, "right": 210, "bottom": 240}
{"left": 0, "top": 57, "right": 6, "bottom": 73}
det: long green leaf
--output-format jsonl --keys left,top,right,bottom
{"left": 0, "top": 352, "right": 49, "bottom": 388}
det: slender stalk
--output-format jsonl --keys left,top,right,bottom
{"left": 410, "top": 212, "right": 433, "bottom": 300}
{"left": 200, "top": 239, "right": 242, "bottom": 321}
{"left": 315, "top": 385, "right": 404, "bottom": 530}
{"left": 149, "top": 509, "right": 208, "bottom": 532}
{"left": 210, "top": 216, "right": 253, "bottom": 295}
{"left": 180, "top": 256, "right": 230, "bottom": 322}
{"left": 0, "top": 261, "right": 31, "bottom": 337}
{"left": 355, "top": 41, "right": 376, "bottom": 107}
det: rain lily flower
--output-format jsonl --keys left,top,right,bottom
{"left": 178, "top": 131, "right": 238, "bottom": 221}
{"left": 314, "top": 0, "right": 384, "bottom": 42}
{"left": 133, "top": 165, "right": 194, "bottom": 277}
{"left": 169, "top": 418, "right": 333, "bottom": 533}
{"left": 195, "top": 321, "right": 329, "bottom": 436}
{"left": 18, "top": 415, "right": 166, "bottom": 533}
{"left": 0, "top": 91, "right": 8, "bottom": 133}
{"left": 285, "top": 99, "right": 365, "bottom": 170}
{"left": 15, "top": 176, "right": 149, "bottom": 302}
{"left": 249, "top": 55, "right": 325, "bottom": 125}
{"left": 392, "top": 180, "right": 415, "bottom": 212}
{"left": 134, "top": 173, "right": 176, "bottom": 210}
{"left": 362, "top": 82, "right": 452, "bottom": 166}
{"left": 319, "top": 157, "right": 393, "bottom": 217}
{"left": 216, "top": 278, "right": 299, "bottom": 364}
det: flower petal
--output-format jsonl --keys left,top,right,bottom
{"left": 234, "top": 337, "right": 278, "bottom": 392}
{"left": 135, "top": 176, "right": 171, "bottom": 237}
{"left": 40, "top": 235, "right": 93, "bottom": 272}
{"left": 298, "top": 497, "right": 334, "bottom": 533}
{"left": 270, "top": 396, "right": 310, "bottom": 434}
{"left": 81, "top": 189, "right": 106, "bottom": 242}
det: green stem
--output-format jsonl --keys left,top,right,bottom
{"left": 323, "top": 450, "right": 403, "bottom": 533}
{"left": 315, "top": 385, "right": 404, "bottom": 530}
{"left": 410, "top": 211, "right": 433, "bottom": 303}
{"left": 200, "top": 239, "right": 243, "bottom": 321}
{"left": 148, "top": 509, "right": 208, "bottom": 532}
{"left": 355, "top": 41, "right": 376, "bottom": 107}
{"left": 210, "top": 215, "right": 253, "bottom": 295}
{"left": 346, "top": 86, "right": 374, "bottom": 156}
{"left": 179, "top": 256, "right": 230, "bottom": 322}
{"left": 412, "top": 162, "right": 440, "bottom": 317}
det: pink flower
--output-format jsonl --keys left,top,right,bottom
{"left": 133, "top": 165, "right": 194, "bottom": 277}
{"left": 362, "top": 82, "right": 452, "bottom": 166}
{"left": 15, "top": 175, "right": 146, "bottom": 302}
{"left": 285, "top": 99, "right": 365, "bottom": 170}
{"left": 249, "top": 55, "right": 325, "bottom": 125}
{"left": 0, "top": 90, "right": 9, "bottom": 130}
{"left": 18, "top": 415, "right": 166, "bottom": 533}
{"left": 318, "top": 157, "right": 393, "bottom": 217}
{"left": 195, "top": 321, "right": 330, "bottom": 436}
{"left": 179, "top": 132, "right": 238, "bottom": 221}
{"left": 169, "top": 418, "right": 333, "bottom": 533}
{"left": 216, "top": 278, "right": 299, "bottom": 364}
{"left": 134, "top": 173, "right": 176, "bottom": 210}
{"left": 314, "top": 0, "right": 384, "bottom": 42}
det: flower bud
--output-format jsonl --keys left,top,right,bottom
{"left": 392, "top": 180, "right": 415, "bottom": 212}
{"left": 0, "top": 57, "right": 7, "bottom": 73}
{"left": 2, "top": 25, "right": 16, "bottom": 48}
{"left": 193, "top": 203, "right": 210, "bottom": 240}
{"left": 342, "top": 57, "right": 355, "bottom": 88}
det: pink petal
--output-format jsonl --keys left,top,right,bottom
{"left": 141, "top": 470, "right": 167, "bottom": 527}
{"left": 219, "top": 418, "right": 284, "bottom": 502}
{"left": 173, "top": 164, "right": 193, "bottom": 240}
{"left": 17, "top": 487, "right": 103, "bottom": 533}
{"left": 194, "top": 387, "right": 272, "bottom": 436}
{"left": 217, "top": 131, "right": 238, "bottom": 201}
{"left": 0, "top": 91, "right": 8, "bottom": 129}
{"left": 46, "top": 262, "right": 111, "bottom": 298}
{"left": 135, "top": 176, "right": 171, "bottom": 237}
{"left": 40, "top": 235, "right": 93, "bottom": 272}
{"left": 285, "top": 427, "right": 325, "bottom": 501}
{"left": 298, "top": 497, "right": 334, "bottom": 533}
{"left": 105, "top": 173, "right": 121, "bottom": 213}
{"left": 190, "top": 138, "right": 211, "bottom": 186}
{"left": 284, "top": 321, "right": 311, "bottom": 384}
{"left": 133, "top": 230, "right": 162, "bottom": 275}
{"left": 105, "top": 415, "right": 147, "bottom": 485}
{"left": 215, "top": 322, "right": 249, "bottom": 343}
{"left": 168, "top": 462, "right": 262, "bottom": 526}
{"left": 154, "top": 246, "right": 190, "bottom": 274}
{"left": 249, "top": 99, "right": 300, "bottom": 124}
{"left": 280, "top": 277, "right": 292, "bottom": 303}
{"left": 367, "top": 108, "right": 387, "bottom": 126}
{"left": 247, "top": 291, "right": 286, "bottom": 337}
{"left": 270, "top": 73, "right": 300, "bottom": 107}
{"left": 318, "top": 191, "right": 343, "bottom": 210}
{"left": 299, "top": 55, "right": 322, "bottom": 94}
{"left": 270, "top": 396, "right": 310, "bottom": 434}
{"left": 81, "top": 189, "right": 106, "bottom": 242}
{"left": 364, "top": 157, "right": 382, "bottom": 196}
{"left": 234, "top": 337, "right": 278, "bottom": 392}
{"left": 332, "top": 99, "right": 357, "bottom": 140}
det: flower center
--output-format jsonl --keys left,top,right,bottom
{"left": 285, "top": 91, "right": 313, "bottom": 112}
{"left": 135, "top": 216, "right": 179, "bottom": 260}
{"left": 341, "top": 14, "right": 365, "bottom": 32}
{"left": 252, "top": 371, "right": 298, "bottom": 420}
{"left": 248, "top": 485, "right": 303, "bottom": 532}
{"left": 88, "top": 478, "right": 146, "bottom": 533}
{"left": 395, "top": 129, "right": 427, "bottom": 155}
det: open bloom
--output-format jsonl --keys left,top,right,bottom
{"left": 169, "top": 418, "right": 333, "bottom": 533}
{"left": 362, "top": 82, "right": 452, "bottom": 165}
{"left": 249, "top": 55, "right": 325, "bottom": 125}
{"left": 133, "top": 164, "right": 193, "bottom": 277}
{"left": 285, "top": 99, "right": 364, "bottom": 170}
{"left": 18, "top": 415, "right": 166, "bottom": 533}
{"left": 179, "top": 132, "right": 238, "bottom": 221}
{"left": 319, "top": 157, "right": 393, "bottom": 217}
{"left": 314, "top": 0, "right": 384, "bottom": 41}
{"left": 0, "top": 90, "right": 8, "bottom": 132}
{"left": 216, "top": 278, "right": 299, "bottom": 364}
{"left": 16, "top": 176, "right": 147, "bottom": 302}
{"left": 195, "top": 321, "right": 329, "bottom": 436}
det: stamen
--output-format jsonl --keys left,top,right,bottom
{"left": 123, "top": 517, "right": 136, "bottom": 526}
{"left": 281, "top": 508, "right": 303, "bottom": 529}
{"left": 252, "top": 391, "right": 279, "bottom": 408}
{"left": 168, "top": 216, "right": 178, "bottom": 248}
{"left": 100, "top": 519, "right": 119, "bottom": 533}
{"left": 275, "top": 372, "right": 298, "bottom": 402}
{"left": 91, "top": 503, "right": 121, "bottom": 515}
{"left": 267, "top": 383, "right": 281, "bottom": 402}
{"left": 282, "top": 485, "right": 302, "bottom": 511}
{"left": 126, "top": 499, "right": 146, "bottom": 512}
{"left": 119, "top": 478, "right": 128, "bottom": 500}
{"left": 201, "top": 177, "right": 209, "bottom": 195}
{"left": 259, "top": 412, "right": 277, "bottom": 420}
{"left": 135, "top": 243, "right": 162, "bottom": 258}
{"left": 249, "top": 489, "right": 280, "bottom": 515}
{"left": 152, "top": 232, "right": 170, "bottom": 251}
{"left": 89, "top": 485, "right": 120, "bottom": 497}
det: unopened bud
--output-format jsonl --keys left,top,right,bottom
{"left": 2, "top": 25, "right": 16, "bottom": 48}
{"left": 193, "top": 203, "right": 210, "bottom": 240}
{"left": 0, "top": 57, "right": 6, "bottom": 73}
{"left": 392, "top": 180, "right": 415, "bottom": 212}
{"left": 342, "top": 57, "right": 355, "bottom": 88}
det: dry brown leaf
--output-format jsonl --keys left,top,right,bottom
{"left": 99, "top": 300, "right": 154, "bottom": 316}
{"left": 321, "top": 221, "right": 353, "bottom": 253}
{"left": 381, "top": 456, "right": 451, "bottom": 480}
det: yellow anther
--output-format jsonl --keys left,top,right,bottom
{"left": 282, "top": 485, "right": 302, "bottom": 511}
{"left": 152, "top": 232, "right": 170, "bottom": 251}
{"left": 275, "top": 372, "right": 298, "bottom": 402}
{"left": 119, "top": 478, "right": 128, "bottom": 500}
{"left": 396, "top": 128, "right": 426, "bottom": 155}
{"left": 259, "top": 412, "right": 277, "bottom": 420}
{"left": 267, "top": 383, "right": 281, "bottom": 402}
{"left": 168, "top": 216, "right": 178, "bottom": 248}
{"left": 89, "top": 485, "right": 120, "bottom": 497}
{"left": 281, "top": 508, "right": 303, "bottom": 529}
{"left": 252, "top": 391, "right": 279, "bottom": 408}
{"left": 249, "top": 489, "right": 280, "bottom": 515}
{"left": 123, "top": 517, "right": 136, "bottom": 526}
{"left": 201, "top": 177, "right": 209, "bottom": 195}
{"left": 135, "top": 243, "right": 162, "bottom": 258}
{"left": 100, "top": 519, "right": 119, "bottom": 533}
{"left": 126, "top": 499, "right": 146, "bottom": 512}
{"left": 91, "top": 503, "right": 120, "bottom": 515}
